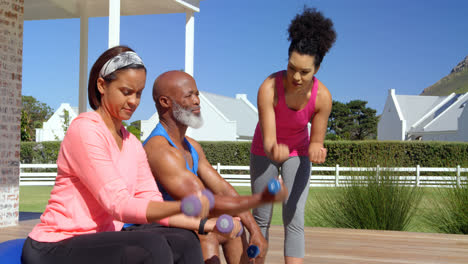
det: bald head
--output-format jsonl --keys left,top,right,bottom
{"left": 152, "top": 70, "right": 202, "bottom": 123}
{"left": 153, "top": 70, "right": 194, "bottom": 105}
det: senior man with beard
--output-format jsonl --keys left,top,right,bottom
{"left": 143, "top": 70, "right": 287, "bottom": 264}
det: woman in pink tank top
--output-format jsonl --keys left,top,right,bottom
{"left": 250, "top": 7, "right": 336, "bottom": 264}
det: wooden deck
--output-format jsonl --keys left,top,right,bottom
{"left": 2, "top": 215, "right": 468, "bottom": 264}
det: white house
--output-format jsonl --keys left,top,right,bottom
{"left": 378, "top": 89, "right": 468, "bottom": 142}
{"left": 36, "top": 103, "right": 88, "bottom": 142}
{"left": 141, "top": 92, "right": 258, "bottom": 142}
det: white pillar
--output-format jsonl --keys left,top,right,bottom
{"left": 108, "top": 0, "right": 120, "bottom": 48}
{"left": 79, "top": 11, "right": 89, "bottom": 114}
{"left": 185, "top": 11, "right": 195, "bottom": 76}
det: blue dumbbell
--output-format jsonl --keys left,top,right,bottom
{"left": 267, "top": 178, "right": 281, "bottom": 194}
{"left": 180, "top": 190, "right": 215, "bottom": 216}
{"left": 216, "top": 214, "right": 243, "bottom": 237}
{"left": 247, "top": 245, "right": 260, "bottom": 258}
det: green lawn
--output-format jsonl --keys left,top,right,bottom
{"left": 19, "top": 186, "right": 53, "bottom": 213}
{"left": 20, "top": 186, "right": 440, "bottom": 232}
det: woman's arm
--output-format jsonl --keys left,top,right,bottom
{"left": 167, "top": 214, "right": 242, "bottom": 239}
{"left": 64, "top": 119, "right": 208, "bottom": 225}
{"left": 258, "top": 75, "right": 290, "bottom": 163}
{"left": 308, "top": 81, "right": 332, "bottom": 164}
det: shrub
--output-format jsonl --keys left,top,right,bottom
{"left": 199, "top": 141, "right": 252, "bottom": 165}
{"left": 20, "top": 141, "right": 61, "bottom": 164}
{"left": 422, "top": 179, "right": 468, "bottom": 234}
{"left": 20, "top": 140, "right": 468, "bottom": 168}
{"left": 306, "top": 157, "right": 424, "bottom": 231}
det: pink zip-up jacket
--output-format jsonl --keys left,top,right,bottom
{"left": 29, "top": 112, "right": 168, "bottom": 242}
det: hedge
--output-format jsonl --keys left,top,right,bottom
{"left": 322, "top": 141, "right": 468, "bottom": 167}
{"left": 20, "top": 141, "right": 62, "bottom": 164}
{"left": 20, "top": 140, "right": 468, "bottom": 167}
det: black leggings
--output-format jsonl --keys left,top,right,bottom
{"left": 21, "top": 224, "right": 204, "bottom": 264}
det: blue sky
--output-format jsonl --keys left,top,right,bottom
{"left": 22, "top": 0, "right": 468, "bottom": 122}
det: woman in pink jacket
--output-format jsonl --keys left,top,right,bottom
{"left": 21, "top": 46, "right": 218, "bottom": 264}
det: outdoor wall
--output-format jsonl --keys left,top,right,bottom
{"left": 421, "top": 132, "right": 458, "bottom": 142}
{"left": 457, "top": 106, "right": 468, "bottom": 142}
{"left": 36, "top": 103, "right": 79, "bottom": 142}
{"left": 0, "top": 0, "right": 24, "bottom": 227}
{"left": 377, "top": 91, "right": 405, "bottom": 140}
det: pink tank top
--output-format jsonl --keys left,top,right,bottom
{"left": 251, "top": 70, "right": 318, "bottom": 157}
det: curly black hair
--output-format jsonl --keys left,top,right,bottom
{"left": 288, "top": 7, "right": 337, "bottom": 68}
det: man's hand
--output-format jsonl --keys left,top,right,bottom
{"left": 260, "top": 178, "right": 288, "bottom": 203}
{"left": 210, "top": 216, "right": 243, "bottom": 239}
{"left": 309, "top": 143, "right": 327, "bottom": 164}
{"left": 249, "top": 231, "right": 268, "bottom": 260}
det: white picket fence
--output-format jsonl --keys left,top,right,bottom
{"left": 20, "top": 164, "right": 58, "bottom": 186}
{"left": 20, "top": 163, "right": 468, "bottom": 188}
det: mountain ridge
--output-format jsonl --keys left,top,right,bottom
{"left": 420, "top": 55, "right": 468, "bottom": 96}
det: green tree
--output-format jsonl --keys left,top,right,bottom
{"left": 62, "top": 109, "right": 71, "bottom": 134}
{"left": 327, "top": 100, "right": 378, "bottom": 140}
{"left": 347, "top": 100, "right": 378, "bottom": 140}
{"left": 55, "top": 109, "right": 71, "bottom": 141}
{"left": 21, "top": 95, "right": 54, "bottom": 141}
{"left": 21, "top": 109, "right": 32, "bottom": 141}
{"left": 327, "top": 101, "right": 350, "bottom": 139}
{"left": 123, "top": 121, "right": 141, "bottom": 140}
{"left": 130, "top": 120, "right": 141, "bottom": 131}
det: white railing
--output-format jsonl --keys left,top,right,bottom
{"left": 21, "top": 163, "right": 468, "bottom": 188}
{"left": 20, "top": 164, "right": 58, "bottom": 186}
{"left": 212, "top": 163, "right": 468, "bottom": 188}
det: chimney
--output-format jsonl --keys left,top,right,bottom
{"left": 236, "top": 94, "right": 247, "bottom": 100}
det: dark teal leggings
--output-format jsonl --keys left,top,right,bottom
{"left": 22, "top": 224, "right": 203, "bottom": 264}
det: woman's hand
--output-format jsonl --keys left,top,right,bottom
{"left": 268, "top": 143, "right": 290, "bottom": 164}
{"left": 309, "top": 143, "right": 327, "bottom": 164}
{"left": 180, "top": 191, "right": 211, "bottom": 218}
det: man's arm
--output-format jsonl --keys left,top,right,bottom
{"left": 145, "top": 136, "right": 286, "bottom": 216}
{"left": 189, "top": 139, "right": 269, "bottom": 258}
{"left": 145, "top": 136, "right": 281, "bottom": 258}
{"left": 188, "top": 138, "right": 286, "bottom": 216}
{"left": 144, "top": 136, "right": 205, "bottom": 199}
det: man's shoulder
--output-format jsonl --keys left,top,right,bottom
{"left": 145, "top": 136, "right": 186, "bottom": 165}
{"left": 145, "top": 135, "right": 177, "bottom": 153}
{"left": 185, "top": 136, "right": 203, "bottom": 152}
{"left": 185, "top": 135, "right": 198, "bottom": 146}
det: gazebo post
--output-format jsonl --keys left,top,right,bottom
{"left": 108, "top": 0, "right": 121, "bottom": 48}
{"left": 78, "top": 3, "right": 89, "bottom": 114}
{"left": 185, "top": 10, "right": 195, "bottom": 76}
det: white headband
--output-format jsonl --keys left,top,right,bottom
{"left": 99, "top": 51, "right": 145, "bottom": 78}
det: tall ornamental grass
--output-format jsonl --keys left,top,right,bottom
{"left": 306, "top": 157, "right": 423, "bottom": 231}
{"left": 422, "top": 177, "right": 468, "bottom": 234}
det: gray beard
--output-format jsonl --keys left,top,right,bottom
{"left": 172, "top": 100, "right": 204, "bottom": 129}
